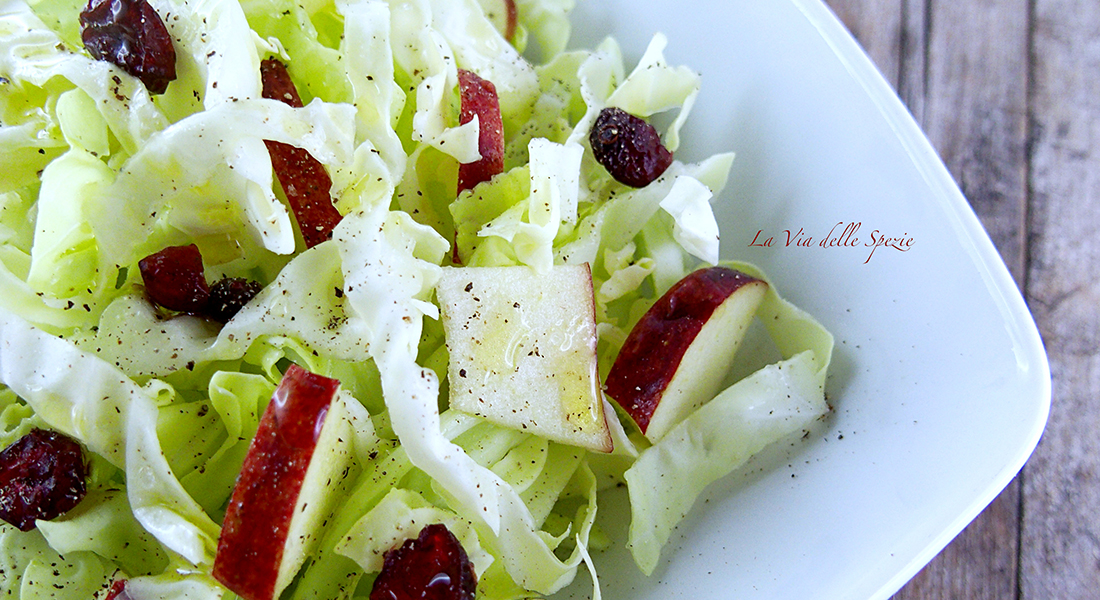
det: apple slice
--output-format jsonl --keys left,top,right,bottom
{"left": 102, "top": 579, "right": 130, "bottom": 600}
{"left": 457, "top": 69, "right": 505, "bottom": 194}
{"left": 604, "top": 266, "right": 767, "bottom": 442}
{"left": 437, "top": 265, "right": 613, "bottom": 453}
{"left": 212, "top": 364, "right": 356, "bottom": 600}
{"left": 260, "top": 58, "right": 343, "bottom": 248}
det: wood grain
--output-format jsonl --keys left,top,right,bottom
{"left": 1020, "top": 0, "right": 1100, "bottom": 597}
{"left": 921, "top": 0, "right": 1031, "bottom": 287}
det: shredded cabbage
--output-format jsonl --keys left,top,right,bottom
{"left": 0, "top": 0, "right": 832, "bottom": 598}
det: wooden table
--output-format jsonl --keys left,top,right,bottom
{"left": 821, "top": 0, "right": 1097, "bottom": 597}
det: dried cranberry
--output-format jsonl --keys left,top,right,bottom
{"left": 260, "top": 58, "right": 343, "bottom": 248}
{"left": 370, "top": 524, "right": 477, "bottom": 600}
{"left": 589, "top": 106, "right": 673, "bottom": 188}
{"left": 206, "top": 277, "right": 263, "bottom": 323}
{"left": 0, "top": 429, "right": 87, "bottom": 531}
{"left": 138, "top": 244, "right": 211, "bottom": 314}
{"left": 80, "top": 0, "right": 177, "bottom": 95}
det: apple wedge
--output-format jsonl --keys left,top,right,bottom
{"left": 212, "top": 364, "right": 356, "bottom": 600}
{"left": 437, "top": 265, "right": 613, "bottom": 453}
{"left": 475, "top": 0, "right": 518, "bottom": 42}
{"left": 604, "top": 266, "right": 767, "bottom": 442}
{"left": 457, "top": 69, "right": 505, "bottom": 194}
{"left": 261, "top": 57, "right": 343, "bottom": 248}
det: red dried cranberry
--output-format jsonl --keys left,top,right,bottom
{"left": 80, "top": 0, "right": 177, "bottom": 95}
{"left": 206, "top": 277, "right": 263, "bottom": 323}
{"left": 260, "top": 58, "right": 343, "bottom": 248}
{"left": 0, "top": 429, "right": 88, "bottom": 531}
{"left": 589, "top": 106, "right": 673, "bottom": 188}
{"left": 370, "top": 524, "right": 477, "bottom": 600}
{"left": 138, "top": 244, "right": 211, "bottom": 314}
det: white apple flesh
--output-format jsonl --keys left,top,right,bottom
{"left": 604, "top": 266, "right": 767, "bottom": 442}
{"left": 437, "top": 265, "right": 613, "bottom": 453}
{"left": 212, "top": 364, "right": 356, "bottom": 600}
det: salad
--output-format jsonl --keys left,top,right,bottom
{"left": 0, "top": 0, "right": 833, "bottom": 598}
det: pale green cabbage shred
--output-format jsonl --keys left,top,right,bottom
{"left": 0, "top": 0, "right": 833, "bottom": 598}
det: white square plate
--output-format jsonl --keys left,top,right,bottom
{"left": 563, "top": 0, "right": 1051, "bottom": 598}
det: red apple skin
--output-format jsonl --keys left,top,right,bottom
{"left": 212, "top": 364, "right": 340, "bottom": 600}
{"left": 604, "top": 266, "right": 761, "bottom": 433}
{"left": 503, "top": 0, "right": 517, "bottom": 42}
{"left": 457, "top": 69, "right": 505, "bottom": 194}
{"left": 104, "top": 579, "right": 131, "bottom": 600}
{"left": 260, "top": 58, "right": 343, "bottom": 248}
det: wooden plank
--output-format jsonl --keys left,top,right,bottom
{"left": 822, "top": 0, "right": 904, "bottom": 86}
{"left": 1019, "top": 0, "right": 1100, "bottom": 597}
{"left": 825, "top": 0, "right": 1031, "bottom": 597}
{"left": 896, "top": 488, "right": 1021, "bottom": 598}
{"left": 895, "top": 0, "right": 928, "bottom": 125}
{"left": 920, "top": 0, "right": 1031, "bottom": 288}
{"left": 823, "top": 0, "right": 926, "bottom": 121}
{"left": 898, "top": 3, "right": 1029, "bottom": 597}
